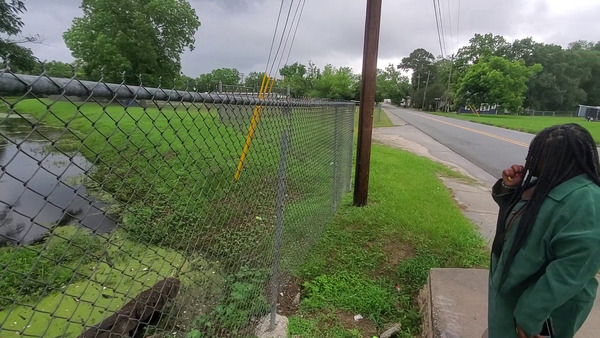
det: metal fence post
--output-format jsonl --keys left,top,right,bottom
{"left": 333, "top": 105, "right": 340, "bottom": 212}
{"left": 270, "top": 104, "right": 291, "bottom": 330}
{"left": 348, "top": 106, "right": 354, "bottom": 192}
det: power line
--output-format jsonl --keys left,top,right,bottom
{"left": 276, "top": 0, "right": 304, "bottom": 74}
{"left": 265, "top": 0, "right": 286, "bottom": 74}
{"left": 284, "top": 0, "right": 307, "bottom": 66}
{"left": 445, "top": 0, "right": 455, "bottom": 52}
{"left": 456, "top": 0, "right": 461, "bottom": 50}
{"left": 436, "top": 0, "right": 448, "bottom": 57}
{"left": 268, "top": 0, "right": 296, "bottom": 77}
{"left": 432, "top": 0, "right": 445, "bottom": 58}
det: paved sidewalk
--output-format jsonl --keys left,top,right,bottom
{"left": 375, "top": 105, "right": 600, "bottom": 337}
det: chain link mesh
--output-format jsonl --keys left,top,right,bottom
{"left": 0, "top": 68, "right": 354, "bottom": 337}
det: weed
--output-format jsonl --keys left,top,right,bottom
{"left": 302, "top": 273, "right": 397, "bottom": 326}
{"left": 396, "top": 254, "right": 443, "bottom": 295}
{"left": 192, "top": 266, "right": 270, "bottom": 335}
{"left": 0, "top": 226, "right": 103, "bottom": 307}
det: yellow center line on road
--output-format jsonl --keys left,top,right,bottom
{"left": 404, "top": 111, "right": 530, "bottom": 148}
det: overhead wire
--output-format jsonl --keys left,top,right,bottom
{"left": 445, "top": 0, "right": 455, "bottom": 53}
{"left": 445, "top": 0, "right": 462, "bottom": 112}
{"left": 268, "top": 0, "right": 296, "bottom": 78}
{"left": 265, "top": 0, "right": 286, "bottom": 75}
{"left": 276, "top": 0, "right": 304, "bottom": 75}
{"left": 235, "top": 0, "right": 307, "bottom": 181}
{"left": 284, "top": 0, "right": 307, "bottom": 67}
{"left": 457, "top": 0, "right": 461, "bottom": 50}
{"left": 432, "top": 0, "right": 445, "bottom": 58}
{"left": 436, "top": 0, "right": 448, "bottom": 57}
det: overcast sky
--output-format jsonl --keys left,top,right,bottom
{"left": 18, "top": 0, "right": 600, "bottom": 78}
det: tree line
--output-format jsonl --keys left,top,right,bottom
{"left": 401, "top": 34, "right": 600, "bottom": 112}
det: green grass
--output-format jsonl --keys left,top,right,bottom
{"left": 354, "top": 105, "right": 395, "bottom": 129}
{"left": 433, "top": 112, "right": 600, "bottom": 142}
{"left": 289, "top": 314, "right": 363, "bottom": 338}
{"left": 289, "top": 144, "right": 488, "bottom": 337}
{"left": 10, "top": 99, "right": 327, "bottom": 260}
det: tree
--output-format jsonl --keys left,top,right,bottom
{"left": 194, "top": 68, "right": 241, "bottom": 92}
{"left": 244, "top": 72, "right": 265, "bottom": 91}
{"left": 309, "top": 65, "right": 357, "bottom": 100}
{"left": 524, "top": 43, "right": 588, "bottom": 110}
{"left": 572, "top": 47, "right": 600, "bottom": 105}
{"left": 43, "top": 61, "right": 76, "bottom": 78}
{"left": 0, "top": 0, "right": 36, "bottom": 71}
{"left": 174, "top": 74, "right": 196, "bottom": 90}
{"left": 196, "top": 73, "right": 213, "bottom": 92}
{"left": 456, "top": 33, "right": 510, "bottom": 64}
{"left": 279, "top": 62, "right": 308, "bottom": 97}
{"left": 210, "top": 68, "right": 240, "bottom": 86}
{"left": 568, "top": 40, "right": 595, "bottom": 51}
{"left": 279, "top": 62, "right": 306, "bottom": 78}
{"left": 63, "top": 0, "right": 200, "bottom": 86}
{"left": 456, "top": 56, "right": 542, "bottom": 113}
{"left": 399, "top": 48, "right": 435, "bottom": 90}
{"left": 376, "top": 64, "right": 410, "bottom": 105}
{"left": 452, "top": 33, "right": 511, "bottom": 88}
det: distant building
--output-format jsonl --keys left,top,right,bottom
{"left": 458, "top": 104, "right": 498, "bottom": 114}
{"left": 578, "top": 105, "right": 600, "bottom": 121}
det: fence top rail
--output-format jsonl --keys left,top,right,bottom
{"left": 0, "top": 72, "right": 354, "bottom": 107}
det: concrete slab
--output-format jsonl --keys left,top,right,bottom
{"left": 462, "top": 211, "right": 498, "bottom": 245}
{"left": 255, "top": 314, "right": 288, "bottom": 338}
{"left": 427, "top": 269, "right": 489, "bottom": 338}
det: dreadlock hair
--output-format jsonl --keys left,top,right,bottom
{"left": 491, "top": 123, "right": 600, "bottom": 285}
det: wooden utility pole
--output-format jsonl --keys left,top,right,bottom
{"left": 445, "top": 55, "right": 454, "bottom": 113}
{"left": 421, "top": 71, "right": 431, "bottom": 110}
{"left": 354, "top": 0, "right": 382, "bottom": 206}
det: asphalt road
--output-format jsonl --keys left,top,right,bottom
{"left": 383, "top": 105, "right": 534, "bottom": 178}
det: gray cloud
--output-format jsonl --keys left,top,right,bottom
{"left": 17, "top": 0, "right": 600, "bottom": 77}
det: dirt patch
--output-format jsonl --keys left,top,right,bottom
{"left": 277, "top": 276, "right": 302, "bottom": 316}
{"left": 373, "top": 239, "right": 415, "bottom": 278}
{"left": 383, "top": 241, "right": 415, "bottom": 267}
{"left": 336, "top": 310, "right": 378, "bottom": 338}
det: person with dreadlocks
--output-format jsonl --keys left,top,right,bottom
{"left": 488, "top": 124, "right": 600, "bottom": 338}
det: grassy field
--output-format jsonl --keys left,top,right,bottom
{"left": 287, "top": 144, "right": 488, "bottom": 337}
{"left": 434, "top": 112, "right": 600, "bottom": 142}
{"left": 354, "top": 105, "right": 395, "bottom": 129}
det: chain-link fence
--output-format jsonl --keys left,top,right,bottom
{"left": 521, "top": 109, "right": 578, "bottom": 117}
{"left": 0, "top": 69, "right": 354, "bottom": 337}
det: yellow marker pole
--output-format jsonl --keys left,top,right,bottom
{"left": 470, "top": 105, "right": 481, "bottom": 117}
{"left": 234, "top": 73, "right": 271, "bottom": 181}
{"left": 268, "top": 76, "right": 276, "bottom": 96}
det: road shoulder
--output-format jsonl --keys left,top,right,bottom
{"left": 373, "top": 106, "right": 497, "bottom": 245}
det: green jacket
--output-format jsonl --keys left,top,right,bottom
{"left": 489, "top": 174, "right": 600, "bottom": 338}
